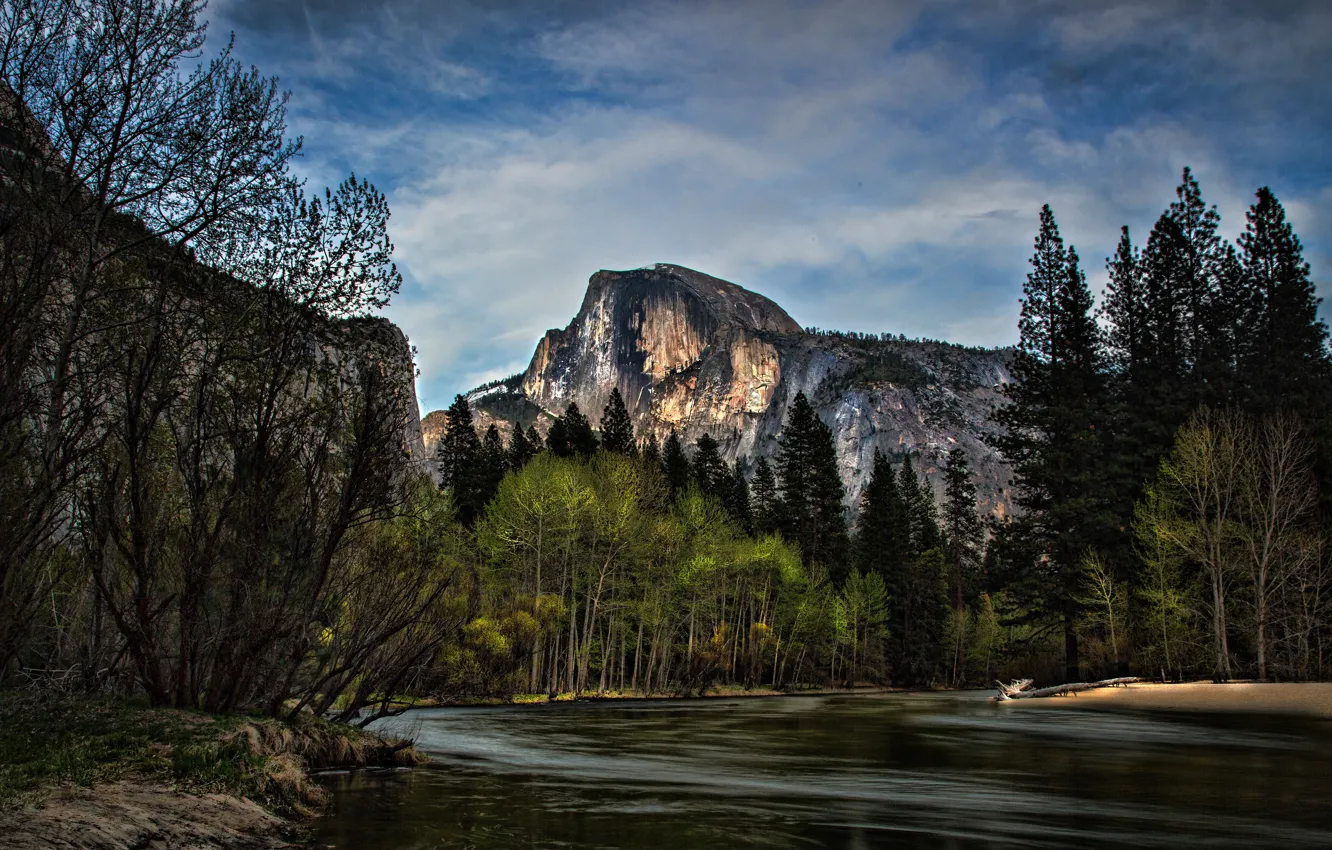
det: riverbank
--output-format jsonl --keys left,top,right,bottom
{"left": 410, "top": 683, "right": 900, "bottom": 708}
{"left": 1008, "top": 681, "right": 1332, "bottom": 718}
{"left": 0, "top": 693, "right": 425, "bottom": 849}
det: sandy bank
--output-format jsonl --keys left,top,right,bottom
{"left": 1009, "top": 681, "right": 1332, "bottom": 718}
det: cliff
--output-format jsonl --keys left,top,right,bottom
{"left": 433, "top": 264, "right": 1012, "bottom": 515}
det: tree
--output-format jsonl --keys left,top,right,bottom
{"left": 1075, "top": 551, "right": 1128, "bottom": 676}
{"left": 991, "top": 204, "right": 1107, "bottom": 682}
{"left": 481, "top": 423, "right": 508, "bottom": 504}
{"left": 0, "top": 0, "right": 297, "bottom": 676}
{"left": 941, "top": 449, "right": 982, "bottom": 608}
{"left": 1238, "top": 413, "right": 1318, "bottom": 681}
{"left": 1146, "top": 407, "right": 1246, "bottom": 680}
{"left": 547, "top": 402, "right": 597, "bottom": 458}
{"left": 1234, "top": 187, "right": 1329, "bottom": 422}
{"left": 775, "top": 392, "right": 849, "bottom": 582}
{"left": 640, "top": 433, "right": 661, "bottom": 468}
{"left": 436, "top": 394, "right": 487, "bottom": 525}
{"left": 507, "top": 420, "right": 537, "bottom": 469}
{"left": 750, "top": 456, "right": 780, "bottom": 536}
{"left": 600, "top": 388, "right": 636, "bottom": 456}
{"left": 692, "top": 434, "right": 729, "bottom": 498}
{"left": 526, "top": 424, "right": 543, "bottom": 456}
{"left": 854, "top": 449, "right": 906, "bottom": 580}
{"left": 723, "top": 460, "right": 753, "bottom": 533}
{"left": 899, "top": 454, "right": 940, "bottom": 557}
{"left": 662, "top": 430, "right": 691, "bottom": 497}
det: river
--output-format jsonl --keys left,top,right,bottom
{"left": 312, "top": 691, "right": 1332, "bottom": 848}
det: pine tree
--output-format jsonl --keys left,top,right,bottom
{"left": 507, "top": 420, "right": 536, "bottom": 469}
{"left": 941, "top": 448, "right": 982, "bottom": 609}
{"left": 1100, "top": 226, "right": 1156, "bottom": 560}
{"left": 661, "top": 429, "right": 691, "bottom": 497}
{"left": 899, "top": 454, "right": 940, "bottom": 557}
{"left": 600, "top": 388, "right": 636, "bottom": 456}
{"left": 1235, "top": 187, "right": 1329, "bottom": 418}
{"left": 691, "top": 434, "right": 729, "bottom": 498}
{"left": 435, "top": 394, "right": 487, "bottom": 525}
{"left": 750, "top": 456, "right": 780, "bottom": 535}
{"left": 480, "top": 424, "right": 508, "bottom": 505}
{"left": 775, "top": 392, "right": 849, "bottom": 582}
{"left": 547, "top": 402, "right": 598, "bottom": 458}
{"left": 640, "top": 433, "right": 662, "bottom": 468}
{"left": 526, "top": 424, "right": 543, "bottom": 457}
{"left": 1168, "top": 167, "right": 1235, "bottom": 405}
{"left": 991, "top": 204, "right": 1107, "bottom": 682}
{"left": 853, "top": 449, "right": 906, "bottom": 580}
{"left": 724, "top": 460, "right": 753, "bottom": 533}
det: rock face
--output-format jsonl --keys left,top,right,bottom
{"left": 435, "top": 264, "right": 1013, "bottom": 515}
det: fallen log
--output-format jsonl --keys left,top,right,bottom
{"left": 995, "top": 676, "right": 1142, "bottom": 701}
{"left": 994, "top": 678, "right": 1034, "bottom": 698}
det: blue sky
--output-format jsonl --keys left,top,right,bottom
{"left": 207, "top": 0, "right": 1332, "bottom": 415}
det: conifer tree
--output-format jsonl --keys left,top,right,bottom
{"left": 600, "top": 388, "right": 636, "bottom": 456}
{"left": 775, "top": 392, "right": 849, "bottom": 582}
{"left": 547, "top": 402, "right": 598, "bottom": 458}
{"left": 661, "top": 429, "right": 691, "bottom": 497}
{"left": 1235, "top": 187, "right": 1329, "bottom": 418}
{"left": 435, "top": 394, "right": 487, "bottom": 525}
{"left": 507, "top": 420, "right": 536, "bottom": 469}
{"left": 1100, "top": 226, "right": 1157, "bottom": 558}
{"left": 992, "top": 204, "right": 1107, "bottom": 681}
{"left": 640, "top": 433, "right": 662, "bottom": 468}
{"left": 724, "top": 460, "right": 753, "bottom": 533}
{"left": 750, "top": 456, "right": 780, "bottom": 535}
{"left": 941, "top": 449, "right": 982, "bottom": 609}
{"left": 1168, "top": 167, "right": 1235, "bottom": 405}
{"left": 692, "top": 434, "right": 729, "bottom": 498}
{"left": 526, "top": 425, "right": 543, "bottom": 457}
{"left": 480, "top": 424, "right": 508, "bottom": 504}
{"left": 853, "top": 449, "right": 906, "bottom": 580}
{"left": 898, "top": 454, "right": 941, "bottom": 556}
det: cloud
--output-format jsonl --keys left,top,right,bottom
{"left": 208, "top": 0, "right": 1332, "bottom": 414}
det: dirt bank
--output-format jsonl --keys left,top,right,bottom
{"left": 0, "top": 694, "right": 426, "bottom": 849}
{"left": 0, "top": 781, "right": 294, "bottom": 850}
{"left": 1009, "top": 681, "right": 1332, "bottom": 718}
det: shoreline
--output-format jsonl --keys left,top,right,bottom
{"left": 0, "top": 695, "right": 426, "bottom": 850}
{"left": 394, "top": 684, "right": 903, "bottom": 710}
{"left": 1004, "top": 681, "right": 1332, "bottom": 719}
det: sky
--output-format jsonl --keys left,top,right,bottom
{"left": 206, "top": 0, "right": 1332, "bottom": 415}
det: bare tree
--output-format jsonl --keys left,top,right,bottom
{"left": 1238, "top": 413, "right": 1318, "bottom": 680}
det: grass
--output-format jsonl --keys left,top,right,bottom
{"left": 0, "top": 691, "right": 425, "bottom": 815}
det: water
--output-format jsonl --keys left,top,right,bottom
{"left": 312, "top": 692, "right": 1332, "bottom": 848}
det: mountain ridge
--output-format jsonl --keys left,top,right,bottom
{"left": 425, "top": 264, "right": 1013, "bottom": 515}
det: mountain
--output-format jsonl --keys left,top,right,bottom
{"left": 428, "top": 263, "right": 1013, "bottom": 515}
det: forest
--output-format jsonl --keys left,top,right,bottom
{"left": 2, "top": 0, "right": 1331, "bottom": 730}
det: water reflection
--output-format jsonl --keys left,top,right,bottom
{"left": 313, "top": 693, "right": 1332, "bottom": 849}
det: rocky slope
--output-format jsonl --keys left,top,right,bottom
{"left": 432, "top": 264, "right": 1013, "bottom": 515}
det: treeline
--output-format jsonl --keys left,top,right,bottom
{"left": 437, "top": 168, "right": 1332, "bottom": 693}
{"left": 431, "top": 388, "right": 1005, "bottom": 694}
{"left": 0, "top": 0, "right": 463, "bottom": 722}
{"left": 992, "top": 169, "right": 1332, "bottom": 683}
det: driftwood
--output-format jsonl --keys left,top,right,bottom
{"left": 994, "top": 676, "right": 1142, "bottom": 701}
{"left": 994, "top": 678, "right": 1034, "bottom": 698}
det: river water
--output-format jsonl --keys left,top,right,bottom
{"left": 313, "top": 691, "right": 1332, "bottom": 848}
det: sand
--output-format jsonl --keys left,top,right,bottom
{"left": 1009, "top": 681, "right": 1332, "bottom": 718}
